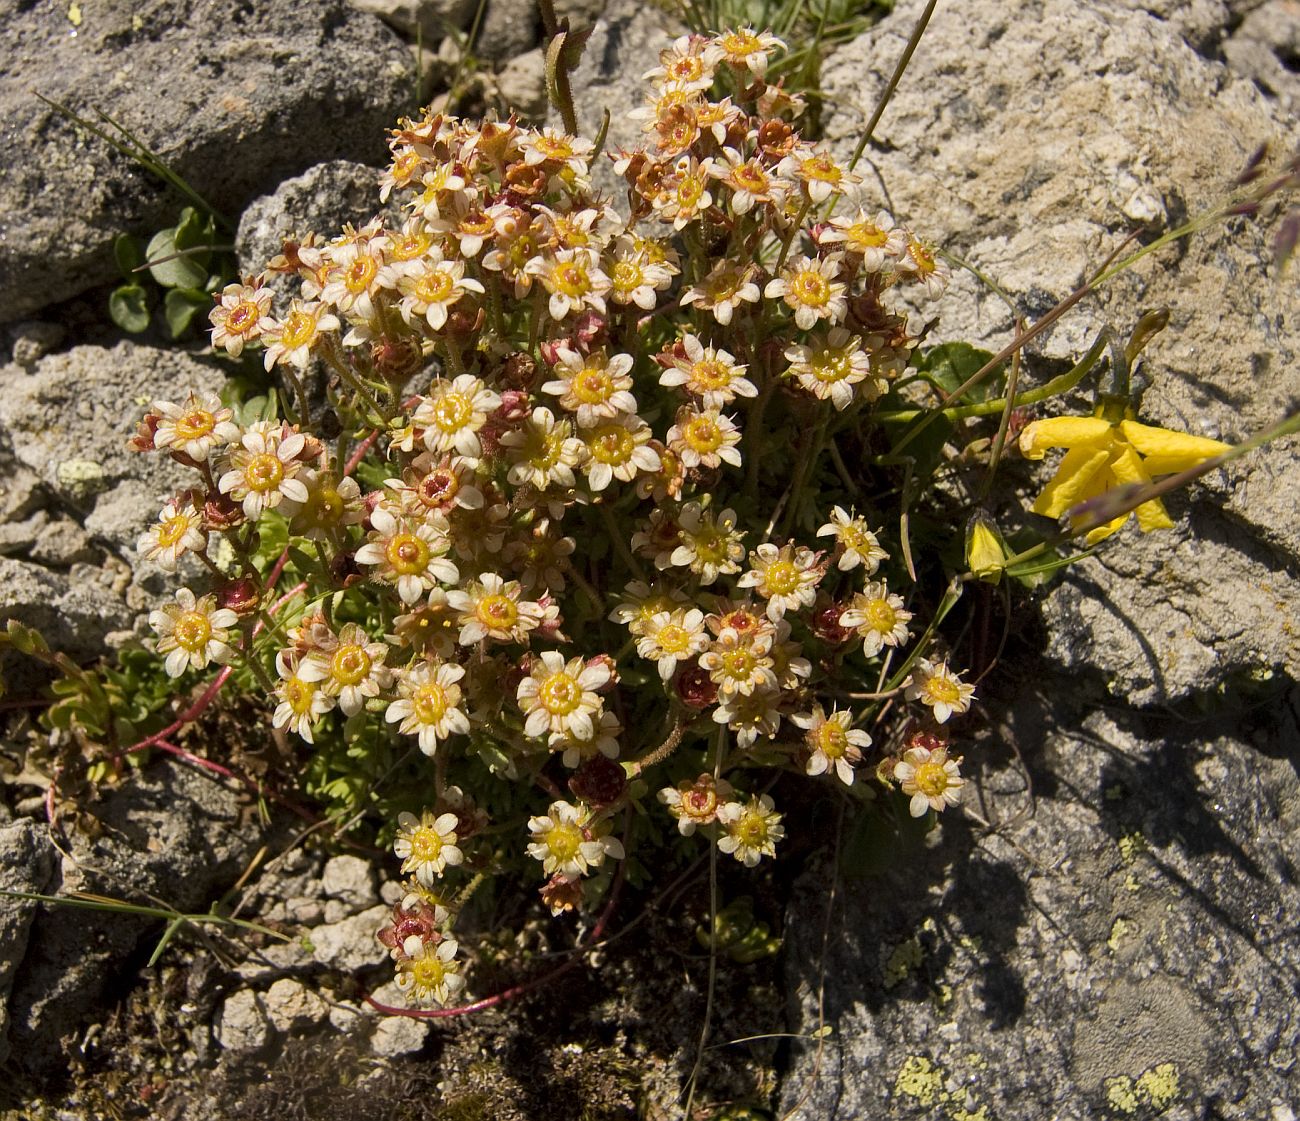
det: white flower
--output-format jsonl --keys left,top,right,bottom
{"left": 517, "top": 651, "right": 610, "bottom": 740}
{"left": 412, "top": 375, "right": 502, "bottom": 459}
{"left": 670, "top": 503, "right": 746, "bottom": 584}
{"left": 716, "top": 794, "right": 784, "bottom": 866}
{"left": 307, "top": 622, "right": 391, "bottom": 717}
{"left": 839, "top": 582, "right": 912, "bottom": 658}
{"left": 905, "top": 659, "right": 976, "bottom": 724}
{"left": 217, "top": 422, "right": 311, "bottom": 520}
{"left": 659, "top": 335, "right": 757, "bottom": 409}
{"left": 579, "top": 416, "right": 660, "bottom": 492}
{"left": 395, "top": 250, "right": 484, "bottom": 331}
{"left": 148, "top": 588, "right": 239, "bottom": 678}
{"left": 666, "top": 405, "right": 742, "bottom": 471}
{"left": 262, "top": 300, "right": 340, "bottom": 371}
{"left": 395, "top": 936, "right": 465, "bottom": 1005}
{"left": 764, "top": 254, "right": 847, "bottom": 331}
{"left": 526, "top": 800, "right": 624, "bottom": 877}
{"left": 816, "top": 506, "right": 888, "bottom": 573}
{"left": 894, "top": 743, "right": 965, "bottom": 816}
{"left": 542, "top": 347, "right": 638, "bottom": 428}
{"left": 636, "top": 608, "right": 709, "bottom": 681}
{"left": 151, "top": 391, "right": 240, "bottom": 462}
{"left": 445, "top": 572, "right": 545, "bottom": 645}
{"left": 355, "top": 506, "right": 459, "bottom": 605}
{"left": 208, "top": 280, "right": 274, "bottom": 357}
{"left": 736, "top": 543, "right": 822, "bottom": 621}
{"left": 137, "top": 499, "right": 207, "bottom": 571}
{"left": 791, "top": 705, "right": 870, "bottom": 785}
{"left": 386, "top": 660, "right": 470, "bottom": 754}
{"left": 394, "top": 809, "right": 465, "bottom": 885}
{"left": 785, "top": 328, "right": 880, "bottom": 411}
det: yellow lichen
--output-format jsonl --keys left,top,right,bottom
{"left": 883, "top": 936, "right": 924, "bottom": 989}
{"left": 1136, "top": 1063, "right": 1180, "bottom": 1111}
{"left": 1118, "top": 832, "right": 1147, "bottom": 864}
{"left": 895, "top": 1056, "right": 944, "bottom": 1106}
{"left": 1107, "top": 917, "right": 1136, "bottom": 952}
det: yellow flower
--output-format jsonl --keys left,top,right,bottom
{"left": 1019, "top": 416, "right": 1230, "bottom": 544}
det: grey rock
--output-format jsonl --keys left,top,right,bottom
{"left": 0, "top": 342, "right": 226, "bottom": 554}
{"left": 495, "top": 47, "right": 549, "bottom": 121}
{"left": 1223, "top": 0, "right": 1300, "bottom": 116}
{"left": 263, "top": 977, "right": 330, "bottom": 1033}
{"left": 234, "top": 941, "right": 311, "bottom": 985}
{"left": 6, "top": 760, "right": 267, "bottom": 1075}
{"left": 369, "top": 1012, "right": 430, "bottom": 1056}
{"left": 779, "top": 682, "right": 1300, "bottom": 1120}
{"left": 0, "top": 557, "right": 135, "bottom": 696}
{"left": 557, "top": 0, "right": 682, "bottom": 203}
{"left": 0, "top": 0, "right": 413, "bottom": 323}
{"left": 0, "top": 821, "right": 57, "bottom": 1066}
{"left": 554, "top": 0, "right": 609, "bottom": 24}
{"left": 310, "top": 903, "right": 391, "bottom": 973}
{"left": 474, "top": 0, "right": 543, "bottom": 64}
{"left": 1, "top": 511, "right": 99, "bottom": 568}
{"left": 822, "top": 0, "right": 1299, "bottom": 704}
{"left": 0, "top": 461, "right": 44, "bottom": 525}
{"left": 348, "top": 0, "right": 477, "bottom": 40}
{"left": 322, "top": 854, "right": 378, "bottom": 908}
{"left": 215, "top": 989, "right": 272, "bottom": 1054}
{"left": 235, "top": 161, "right": 390, "bottom": 284}
{"left": 7, "top": 322, "right": 66, "bottom": 370}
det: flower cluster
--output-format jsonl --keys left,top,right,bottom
{"left": 130, "top": 28, "right": 980, "bottom": 1008}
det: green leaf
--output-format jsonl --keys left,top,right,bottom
{"left": 113, "top": 234, "right": 144, "bottom": 277}
{"left": 146, "top": 219, "right": 208, "bottom": 289}
{"left": 915, "top": 342, "right": 1003, "bottom": 404}
{"left": 163, "top": 287, "right": 209, "bottom": 339}
{"left": 109, "top": 283, "right": 150, "bottom": 333}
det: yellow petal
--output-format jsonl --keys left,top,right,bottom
{"left": 1107, "top": 444, "right": 1174, "bottom": 534}
{"left": 1019, "top": 417, "right": 1113, "bottom": 461}
{"left": 1031, "top": 445, "right": 1112, "bottom": 519}
{"left": 1118, "top": 420, "right": 1230, "bottom": 468}
{"left": 1082, "top": 512, "right": 1130, "bottom": 545}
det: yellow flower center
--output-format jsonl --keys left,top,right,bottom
{"left": 538, "top": 672, "right": 582, "bottom": 715}
{"left": 331, "top": 644, "right": 372, "bottom": 686}
{"left": 345, "top": 256, "right": 377, "bottom": 293}
{"left": 736, "top": 813, "right": 769, "bottom": 846}
{"left": 864, "top": 598, "right": 898, "bottom": 631}
{"left": 283, "top": 678, "right": 316, "bottom": 715}
{"left": 226, "top": 302, "right": 259, "bottom": 334}
{"left": 590, "top": 424, "right": 634, "bottom": 465}
{"left": 914, "top": 761, "right": 950, "bottom": 798}
{"left": 683, "top": 787, "right": 718, "bottom": 818}
{"left": 386, "top": 533, "right": 431, "bottom": 575}
{"left": 245, "top": 453, "right": 285, "bottom": 493}
{"left": 720, "top": 648, "right": 756, "bottom": 680}
{"left": 535, "top": 136, "right": 574, "bottom": 160}
{"left": 791, "top": 270, "right": 831, "bottom": 307}
{"left": 847, "top": 223, "right": 888, "bottom": 250}
{"left": 553, "top": 261, "right": 591, "bottom": 298}
{"left": 172, "top": 611, "right": 212, "bottom": 653}
{"left": 416, "top": 270, "right": 456, "bottom": 304}
{"left": 175, "top": 409, "right": 216, "bottom": 442}
{"left": 432, "top": 392, "right": 473, "bottom": 432}
{"left": 812, "top": 350, "right": 853, "bottom": 383}
{"left": 676, "top": 176, "right": 704, "bottom": 207}
{"left": 392, "top": 231, "right": 432, "bottom": 261}
{"left": 657, "top": 624, "right": 691, "bottom": 654}
{"left": 612, "top": 261, "right": 643, "bottom": 293}
{"left": 573, "top": 369, "right": 614, "bottom": 405}
{"left": 409, "top": 954, "right": 447, "bottom": 990}
{"left": 545, "top": 821, "right": 583, "bottom": 862}
{"left": 801, "top": 156, "right": 840, "bottom": 184}
{"left": 733, "top": 164, "right": 767, "bottom": 191}
{"left": 476, "top": 595, "right": 518, "bottom": 629}
{"left": 690, "top": 360, "right": 731, "bottom": 389}
{"left": 764, "top": 560, "right": 802, "bottom": 596}
{"left": 683, "top": 416, "right": 723, "bottom": 453}
{"left": 155, "top": 515, "right": 191, "bottom": 548}
{"left": 410, "top": 826, "right": 445, "bottom": 861}
{"left": 461, "top": 212, "right": 496, "bottom": 238}
{"left": 925, "top": 676, "right": 962, "bottom": 705}
{"left": 302, "top": 485, "right": 344, "bottom": 527}
{"left": 694, "top": 531, "right": 731, "bottom": 565}
{"left": 668, "top": 56, "right": 705, "bottom": 82}
{"left": 413, "top": 684, "right": 450, "bottom": 725}
{"left": 281, "top": 310, "right": 318, "bottom": 349}
{"left": 815, "top": 722, "right": 848, "bottom": 758}
{"left": 909, "top": 242, "right": 936, "bottom": 274}
{"left": 393, "top": 150, "right": 422, "bottom": 182}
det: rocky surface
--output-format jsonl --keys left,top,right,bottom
{"left": 780, "top": 677, "right": 1300, "bottom": 1120}
{"left": 0, "top": 0, "right": 412, "bottom": 322}
{"left": 821, "top": 0, "right": 1299, "bottom": 704}
{"left": 0, "top": 341, "right": 228, "bottom": 693}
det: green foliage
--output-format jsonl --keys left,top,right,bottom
{"left": 110, "top": 207, "right": 233, "bottom": 339}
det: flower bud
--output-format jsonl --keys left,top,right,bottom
{"left": 216, "top": 576, "right": 261, "bottom": 618}
{"left": 965, "top": 513, "right": 1009, "bottom": 584}
{"left": 203, "top": 492, "right": 245, "bottom": 532}
{"left": 568, "top": 755, "right": 627, "bottom": 807}
{"left": 674, "top": 662, "right": 718, "bottom": 709}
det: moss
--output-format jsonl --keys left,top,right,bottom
{"left": 883, "top": 935, "right": 924, "bottom": 989}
